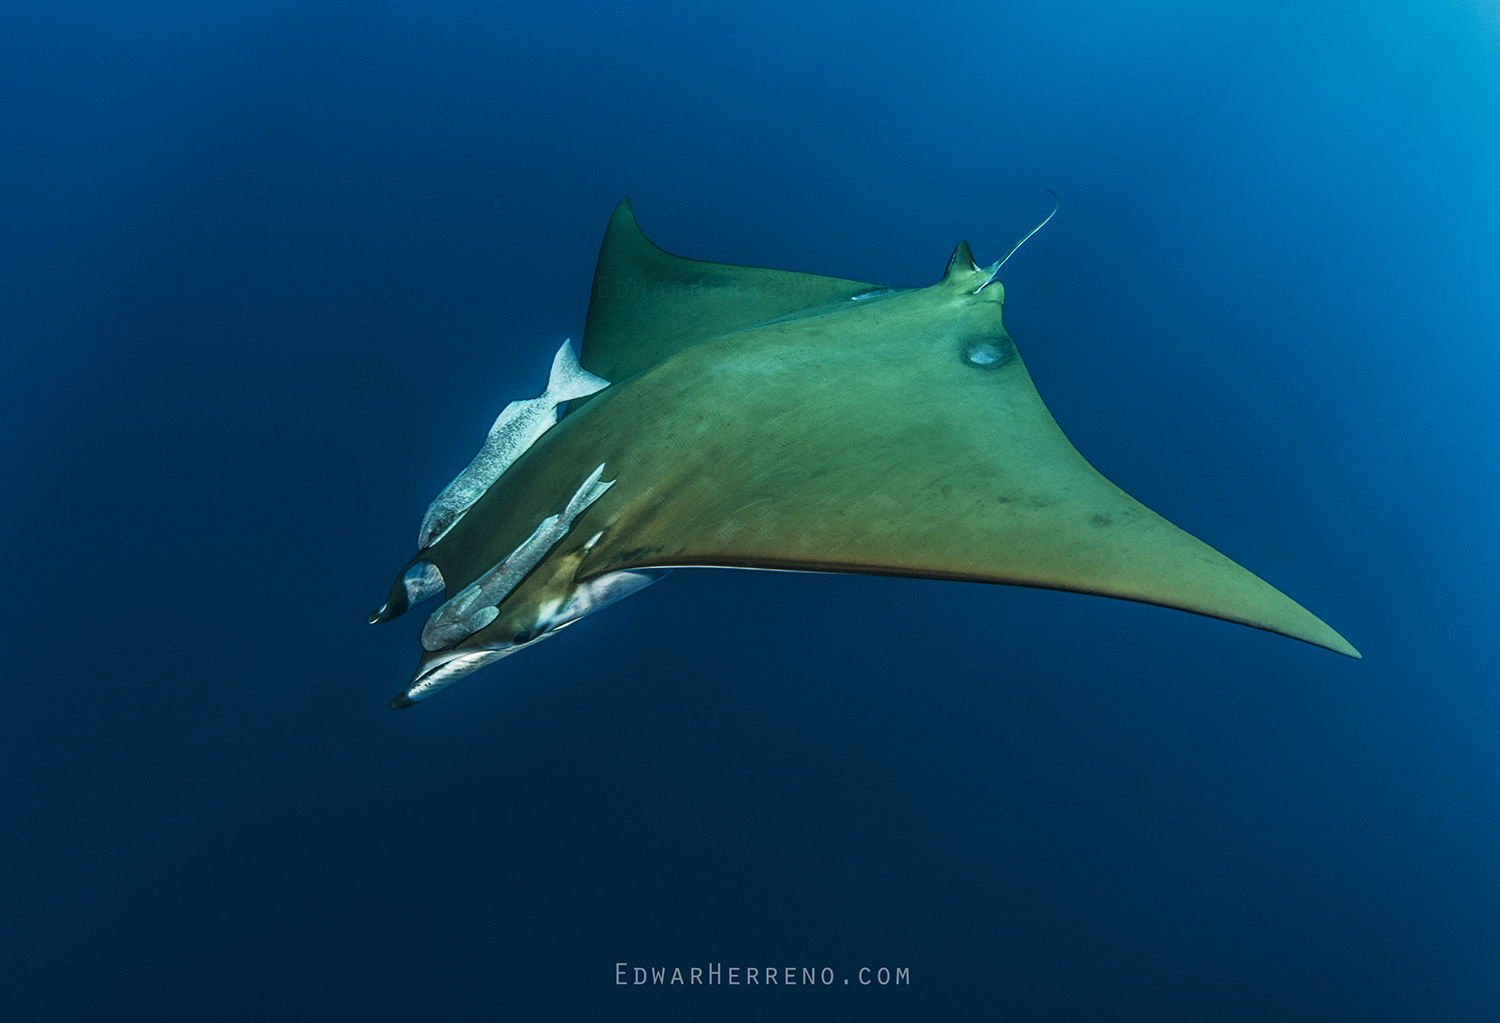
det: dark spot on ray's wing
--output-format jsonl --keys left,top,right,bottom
{"left": 1092, "top": 514, "right": 1114, "bottom": 527}
{"left": 962, "top": 336, "right": 1014, "bottom": 368}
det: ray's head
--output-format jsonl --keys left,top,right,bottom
{"left": 391, "top": 537, "right": 669, "bottom": 710}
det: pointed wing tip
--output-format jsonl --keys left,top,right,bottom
{"left": 1320, "top": 631, "right": 1362, "bottom": 660}
{"left": 1278, "top": 623, "right": 1360, "bottom": 659}
{"left": 1260, "top": 610, "right": 1360, "bottom": 660}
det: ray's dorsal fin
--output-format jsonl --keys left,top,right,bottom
{"left": 945, "top": 240, "right": 980, "bottom": 277}
{"left": 578, "top": 197, "right": 889, "bottom": 383}
{"left": 940, "top": 239, "right": 1003, "bottom": 301}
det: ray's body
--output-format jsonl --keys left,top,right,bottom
{"left": 372, "top": 199, "right": 1358, "bottom": 708}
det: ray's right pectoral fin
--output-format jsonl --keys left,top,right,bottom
{"left": 565, "top": 254, "right": 1358, "bottom": 660}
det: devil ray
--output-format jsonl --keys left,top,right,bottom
{"left": 371, "top": 198, "right": 1358, "bottom": 709}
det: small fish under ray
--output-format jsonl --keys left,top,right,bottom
{"left": 417, "top": 339, "right": 608, "bottom": 551}
{"left": 420, "top": 464, "right": 613, "bottom": 652}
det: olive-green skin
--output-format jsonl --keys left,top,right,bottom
{"left": 388, "top": 199, "right": 1357, "bottom": 704}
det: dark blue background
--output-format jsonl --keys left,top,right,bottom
{"left": 4, "top": 1, "right": 1497, "bottom": 1019}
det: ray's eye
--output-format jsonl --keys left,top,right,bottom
{"left": 512, "top": 630, "right": 532, "bottom": 644}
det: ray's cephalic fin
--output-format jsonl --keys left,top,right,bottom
{"left": 391, "top": 468, "right": 622, "bottom": 708}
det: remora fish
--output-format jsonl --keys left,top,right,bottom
{"left": 371, "top": 197, "right": 1358, "bottom": 709}
{"left": 418, "top": 339, "right": 608, "bottom": 550}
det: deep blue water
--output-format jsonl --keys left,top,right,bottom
{"left": 4, "top": 1, "right": 1498, "bottom": 1019}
